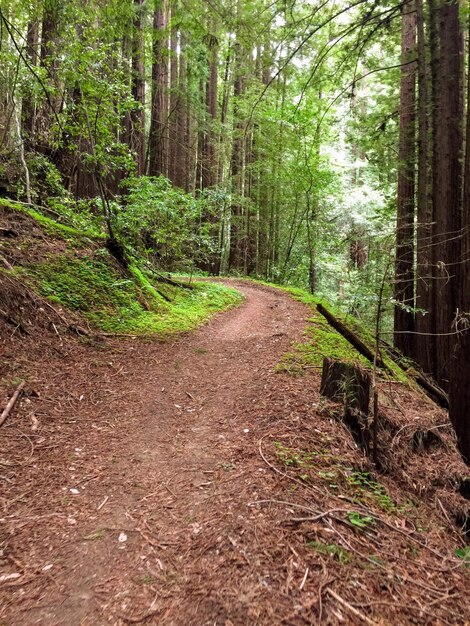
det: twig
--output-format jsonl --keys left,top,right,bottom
{"left": 326, "top": 588, "right": 379, "bottom": 626}
{"left": 0, "top": 381, "right": 25, "bottom": 427}
{"left": 97, "top": 496, "right": 109, "bottom": 511}
{"left": 299, "top": 567, "right": 309, "bottom": 590}
{"left": 0, "top": 254, "right": 14, "bottom": 270}
{"left": 120, "top": 592, "right": 160, "bottom": 623}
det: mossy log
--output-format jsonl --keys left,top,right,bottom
{"left": 317, "top": 302, "right": 448, "bottom": 409}
{"left": 316, "top": 303, "right": 385, "bottom": 368}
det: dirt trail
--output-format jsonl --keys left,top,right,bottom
{"left": 2, "top": 282, "right": 310, "bottom": 625}
{"left": 3, "top": 281, "right": 470, "bottom": 626}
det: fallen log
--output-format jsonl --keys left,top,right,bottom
{"left": 148, "top": 270, "right": 194, "bottom": 290}
{"left": 316, "top": 302, "right": 449, "bottom": 409}
{"left": 378, "top": 337, "right": 448, "bottom": 409}
{"left": 0, "top": 381, "right": 25, "bottom": 428}
{"left": 316, "top": 303, "right": 384, "bottom": 368}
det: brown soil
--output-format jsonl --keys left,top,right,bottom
{"left": 1, "top": 281, "right": 470, "bottom": 626}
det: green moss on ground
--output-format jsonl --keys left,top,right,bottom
{"left": 1, "top": 198, "right": 104, "bottom": 244}
{"left": 21, "top": 254, "right": 242, "bottom": 336}
{"left": 250, "top": 279, "right": 413, "bottom": 386}
{"left": 2, "top": 199, "right": 242, "bottom": 337}
{"left": 275, "top": 290, "right": 371, "bottom": 375}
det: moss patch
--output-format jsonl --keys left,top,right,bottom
{"left": 1, "top": 198, "right": 103, "bottom": 245}
{"left": 249, "top": 280, "right": 413, "bottom": 386}
{"left": 276, "top": 297, "right": 371, "bottom": 375}
{"left": 2, "top": 198, "right": 242, "bottom": 337}
{"left": 21, "top": 253, "right": 242, "bottom": 337}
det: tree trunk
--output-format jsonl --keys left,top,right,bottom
{"left": 36, "top": 0, "right": 61, "bottom": 153}
{"left": 148, "top": 0, "right": 169, "bottom": 177}
{"left": 228, "top": 27, "right": 245, "bottom": 272}
{"left": 394, "top": 1, "right": 416, "bottom": 357}
{"left": 131, "top": 0, "right": 146, "bottom": 176}
{"left": 167, "top": 5, "right": 179, "bottom": 184}
{"left": 174, "top": 32, "right": 188, "bottom": 190}
{"left": 431, "top": 0, "right": 462, "bottom": 389}
{"left": 449, "top": 12, "right": 470, "bottom": 464}
{"left": 413, "top": 0, "right": 433, "bottom": 372}
{"left": 201, "top": 31, "right": 218, "bottom": 189}
{"left": 22, "top": 18, "right": 40, "bottom": 148}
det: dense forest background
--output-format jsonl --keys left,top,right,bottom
{"left": 0, "top": 0, "right": 469, "bottom": 459}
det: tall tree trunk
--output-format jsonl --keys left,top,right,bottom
{"left": 174, "top": 32, "right": 188, "bottom": 190}
{"left": 148, "top": 0, "right": 169, "bottom": 177}
{"left": 167, "top": 5, "right": 179, "bottom": 184}
{"left": 22, "top": 18, "right": 40, "bottom": 148}
{"left": 131, "top": 0, "right": 146, "bottom": 176}
{"left": 449, "top": 13, "right": 470, "bottom": 464}
{"left": 217, "top": 46, "right": 231, "bottom": 185}
{"left": 37, "top": 0, "right": 61, "bottom": 153}
{"left": 394, "top": 0, "right": 417, "bottom": 357}
{"left": 228, "top": 27, "right": 246, "bottom": 272}
{"left": 202, "top": 31, "right": 218, "bottom": 189}
{"left": 413, "top": 0, "right": 433, "bottom": 372}
{"left": 431, "top": 0, "right": 463, "bottom": 389}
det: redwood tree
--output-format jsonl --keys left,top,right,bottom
{"left": 394, "top": 0, "right": 416, "bottom": 357}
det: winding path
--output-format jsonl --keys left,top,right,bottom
{"left": 5, "top": 281, "right": 310, "bottom": 625}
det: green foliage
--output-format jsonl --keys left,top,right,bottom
{"left": 119, "top": 176, "right": 215, "bottom": 271}
{"left": 308, "top": 541, "right": 351, "bottom": 564}
{"left": 346, "top": 470, "right": 396, "bottom": 512}
{"left": 4, "top": 197, "right": 243, "bottom": 337}
{"left": 26, "top": 155, "right": 70, "bottom": 203}
{"left": 347, "top": 511, "right": 375, "bottom": 530}
{"left": 23, "top": 251, "right": 241, "bottom": 336}
{"left": 454, "top": 546, "right": 470, "bottom": 567}
{"left": 274, "top": 441, "right": 320, "bottom": 468}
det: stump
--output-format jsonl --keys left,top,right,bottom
{"left": 320, "top": 357, "right": 371, "bottom": 450}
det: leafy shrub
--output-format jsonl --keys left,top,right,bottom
{"left": 119, "top": 176, "right": 215, "bottom": 271}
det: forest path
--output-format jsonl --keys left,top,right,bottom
{"left": 5, "top": 281, "right": 312, "bottom": 625}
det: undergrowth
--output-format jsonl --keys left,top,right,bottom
{"left": 273, "top": 441, "right": 400, "bottom": 514}
{"left": 1, "top": 198, "right": 103, "bottom": 243}
{"left": 2, "top": 200, "right": 242, "bottom": 337}
{"left": 21, "top": 254, "right": 242, "bottom": 336}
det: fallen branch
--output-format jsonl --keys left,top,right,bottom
{"left": 326, "top": 588, "right": 380, "bottom": 625}
{"left": 378, "top": 338, "right": 448, "bottom": 407}
{"left": 151, "top": 270, "right": 194, "bottom": 290}
{"left": 317, "top": 302, "right": 448, "bottom": 408}
{"left": 317, "top": 302, "right": 384, "bottom": 367}
{"left": 0, "top": 381, "right": 25, "bottom": 427}
{"left": 0, "top": 254, "right": 14, "bottom": 270}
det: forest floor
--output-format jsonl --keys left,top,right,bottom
{"left": 1, "top": 281, "right": 470, "bottom": 625}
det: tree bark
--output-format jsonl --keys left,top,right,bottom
{"left": 394, "top": 1, "right": 416, "bottom": 357}
{"left": 175, "top": 32, "right": 188, "bottom": 190}
{"left": 167, "top": 4, "right": 179, "bottom": 184}
{"left": 131, "top": 0, "right": 146, "bottom": 176}
{"left": 201, "top": 29, "right": 218, "bottom": 189}
{"left": 431, "top": 0, "right": 462, "bottom": 389}
{"left": 36, "top": 0, "right": 61, "bottom": 153}
{"left": 413, "top": 0, "right": 433, "bottom": 372}
{"left": 228, "top": 21, "right": 246, "bottom": 272}
{"left": 449, "top": 12, "right": 470, "bottom": 464}
{"left": 22, "top": 18, "right": 40, "bottom": 148}
{"left": 148, "top": 0, "right": 169, "bottom": 177}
